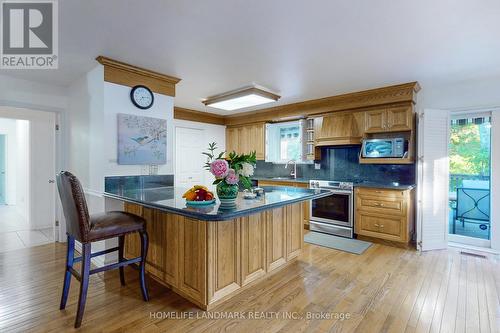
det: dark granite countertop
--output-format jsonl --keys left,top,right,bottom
{"left": 253, "top": 177, "right": 415, "bottom": 190}
{"left": 103, "top": 186, "right": 332, "bottom": 221}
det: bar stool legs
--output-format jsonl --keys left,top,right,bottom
{"left": 58, "top": 232, "right": 149, "bottom": 328}
{"left": 75, "top": 243, "right": 91, "bottom": 328}
{"left": 60, "top": 235, "right": 75, "bottom": 310}
{"left": 139, "top": 231, "right": 149, "bottom": 302}
{"left": 118, "top": 235, "right": 126, "bottom": 286}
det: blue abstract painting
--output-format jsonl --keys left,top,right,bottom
{"left": 117, "top": 114, "right": 167, "bottom": 165}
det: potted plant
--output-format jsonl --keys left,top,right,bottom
{"left": 203, "top": 142, "right": 256, "bottom": 206}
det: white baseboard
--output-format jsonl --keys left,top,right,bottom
{"left": 448, "top": 241, "right": 500, "bottom": 254}
{"left": 32, "top": 225, "right": 53, "bottom": 230}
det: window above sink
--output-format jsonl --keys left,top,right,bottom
{"left": 265, "top": 120, "right": 309, "bottom": 164}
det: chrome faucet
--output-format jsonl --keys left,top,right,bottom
{"left": 285, "top": 160, "right": 297, "bottom": 179}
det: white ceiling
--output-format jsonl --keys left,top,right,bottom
{"left": 1, "top": 0, "right": 500, "bottom": 115}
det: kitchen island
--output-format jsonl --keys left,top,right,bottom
{"left": 104, "top": 185, "right": 331, "bottom": 310}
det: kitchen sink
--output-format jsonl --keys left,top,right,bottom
{"left": 271, "top": 177, "right": 294, "bottom": 180}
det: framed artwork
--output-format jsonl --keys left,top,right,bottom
{"left": 117, "top": 113, "right": 167, "bottom": 165}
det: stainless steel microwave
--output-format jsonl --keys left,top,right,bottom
{"left": 361, "top": 138, "right": 406, "bottom": 158}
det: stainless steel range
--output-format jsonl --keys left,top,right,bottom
{"left": 309, "top": 180, "right": 354, "bottom": 238}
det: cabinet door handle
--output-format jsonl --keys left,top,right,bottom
{"left": 374, "top": 223, "right": 379, "bottom": 227}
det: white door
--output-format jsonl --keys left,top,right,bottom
{"left": 30, "top": 116, "right": 56, "bottom": 235}
{"left": 417, "top": 109, "right": 450, "bottom": 251}
{"left": 175, "top": 127, "right": 205, "bottom": 189}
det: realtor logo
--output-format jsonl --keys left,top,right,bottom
{"left": 1, "top": 0, "right": 58, "bottom": 69}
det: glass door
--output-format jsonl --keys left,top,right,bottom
{"left": 448, "top": 113, "right": 491, "bottom": 247}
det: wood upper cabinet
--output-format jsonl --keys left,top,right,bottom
{"left": 364, "top": 106, "right": 413, "bottom": 133}
{"left": 364, "top": 110, "right": 387, "bottom": 133}
{"left": 225, "top": 127, "right": 238, "bottom": 155}
{"left": 355, "top": 187, "right": 415, "bottom": 245}
{"left": 315, "top": 111, "right": 363, "bottom": 146}
{"left": 225, "top": 122, "right": 265, "bottom": 160}
{"left": 387, "top": 106, "right": 413, "bottom": 132}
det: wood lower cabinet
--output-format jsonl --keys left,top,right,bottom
{"left": 257, "top": 180, "right": 311, "bottom": 229}
{"left": 240, "top": 213, "right": 266, "bottom": 286}
{"left": 124, "top": 201, "right": 303, "bottom": 310}
{"left": 225, "top": 122, "right": 265, "bottom": 160}
{"left": 354, "top": 187, "right": 415, "bottom": 246}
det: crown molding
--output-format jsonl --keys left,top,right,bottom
{"left": 224, "top": 82, "right": 420, "bottom": 126}
{"left": 174, "top": 107, "right": 225, "bottom": 125}
{"left": 96, "top": 56, "right": 181, "bottom": 97}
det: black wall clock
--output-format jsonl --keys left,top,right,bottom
{"left": 130, "top": 85, "right": 154, "bottom": 109}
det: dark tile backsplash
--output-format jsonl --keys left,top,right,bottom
{"left": 254, "top": 146, "right": 415, "bottom": 184}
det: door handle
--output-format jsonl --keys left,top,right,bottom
{"left": 48, "top": 180, "right": 55, "bottom": 184}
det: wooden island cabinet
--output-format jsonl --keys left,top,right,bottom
{"left": 256, "top": 179, "right": 311, "bottom": 229}
{"left": 122, "top": 200, "right": 306, "bottom": 310}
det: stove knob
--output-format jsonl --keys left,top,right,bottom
{"left": 315, "top": 181, "right": 320, "bottom": 187}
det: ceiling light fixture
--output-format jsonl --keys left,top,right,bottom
{"left": 203, "top": 85, "right": 280, "bottom": 111}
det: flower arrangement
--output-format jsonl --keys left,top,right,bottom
{"left": 203, "top": 142, "right": 256, "bottom": 201}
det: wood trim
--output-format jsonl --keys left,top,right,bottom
{"left": 203, "top": 86, "right": 280, "bottom": 106}
{"left": 174, "top": 107, "right": 225, "bottom": 125}
{"left": 96, "top": 56, "right": 181, "bottom": 97}
{"left": 224, "top": 82, "right": 420, "bottom": 126}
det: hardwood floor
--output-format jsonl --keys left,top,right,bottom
{"left": 1, "top": 241, "right": 499, "bottom": 332}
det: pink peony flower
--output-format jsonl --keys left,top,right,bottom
{"left": 210, "top": 159, "right": 229, "bottom": 178}
{"left": 225, "top": 169, "right": 240, "bottom": 185}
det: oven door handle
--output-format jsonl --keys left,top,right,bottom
{"left": 319, "top": 189, "right": 353, "bottom": 195}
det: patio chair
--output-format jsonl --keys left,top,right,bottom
{"left": 462, "top": 179, "right": 489, "bottom": 189}
{"left": 454, "top": 187, "right": 490, "bottom": 235}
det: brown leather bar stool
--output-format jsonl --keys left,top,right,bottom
{"left": 56, "top": 171, "right": 149, "bottom": 328}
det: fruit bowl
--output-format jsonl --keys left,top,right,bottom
{"left": 186, "top": 199, "right": 216, "bottom": 206}
{"left": 182, "top": 185, "right": 215, "bottom": 205}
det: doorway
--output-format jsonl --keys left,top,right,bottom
{"left": 448, "top": 113, "right": 491, "bottom": 247}
{"left": 0, "top": 111, "right": 57, "bottom": 253}
{"left": 175, "top": 127, "right": 206, "bottom": 189}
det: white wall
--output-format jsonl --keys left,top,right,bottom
{"left": 0, "top": 74, "right": 67, "bottom": 112}
{"left": 0, "top": 118, "right": 18, "bottom": 205}
{"left": 66, "top": 66, "right": 103, "bottom": 189}
{"left": 101, "top": 82, "right": 175, "bottom": 188}
{"left": 420, "top": 76, "right": 500, "bottom": 111}
{"left": 419, "top": 76, "right": 500, "bottom": 251}
{"left": 66, "top": 66, "right": 176, "bottom": 264}
{"left": 173, "top": 119, "right": 226, "bottom": 189}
